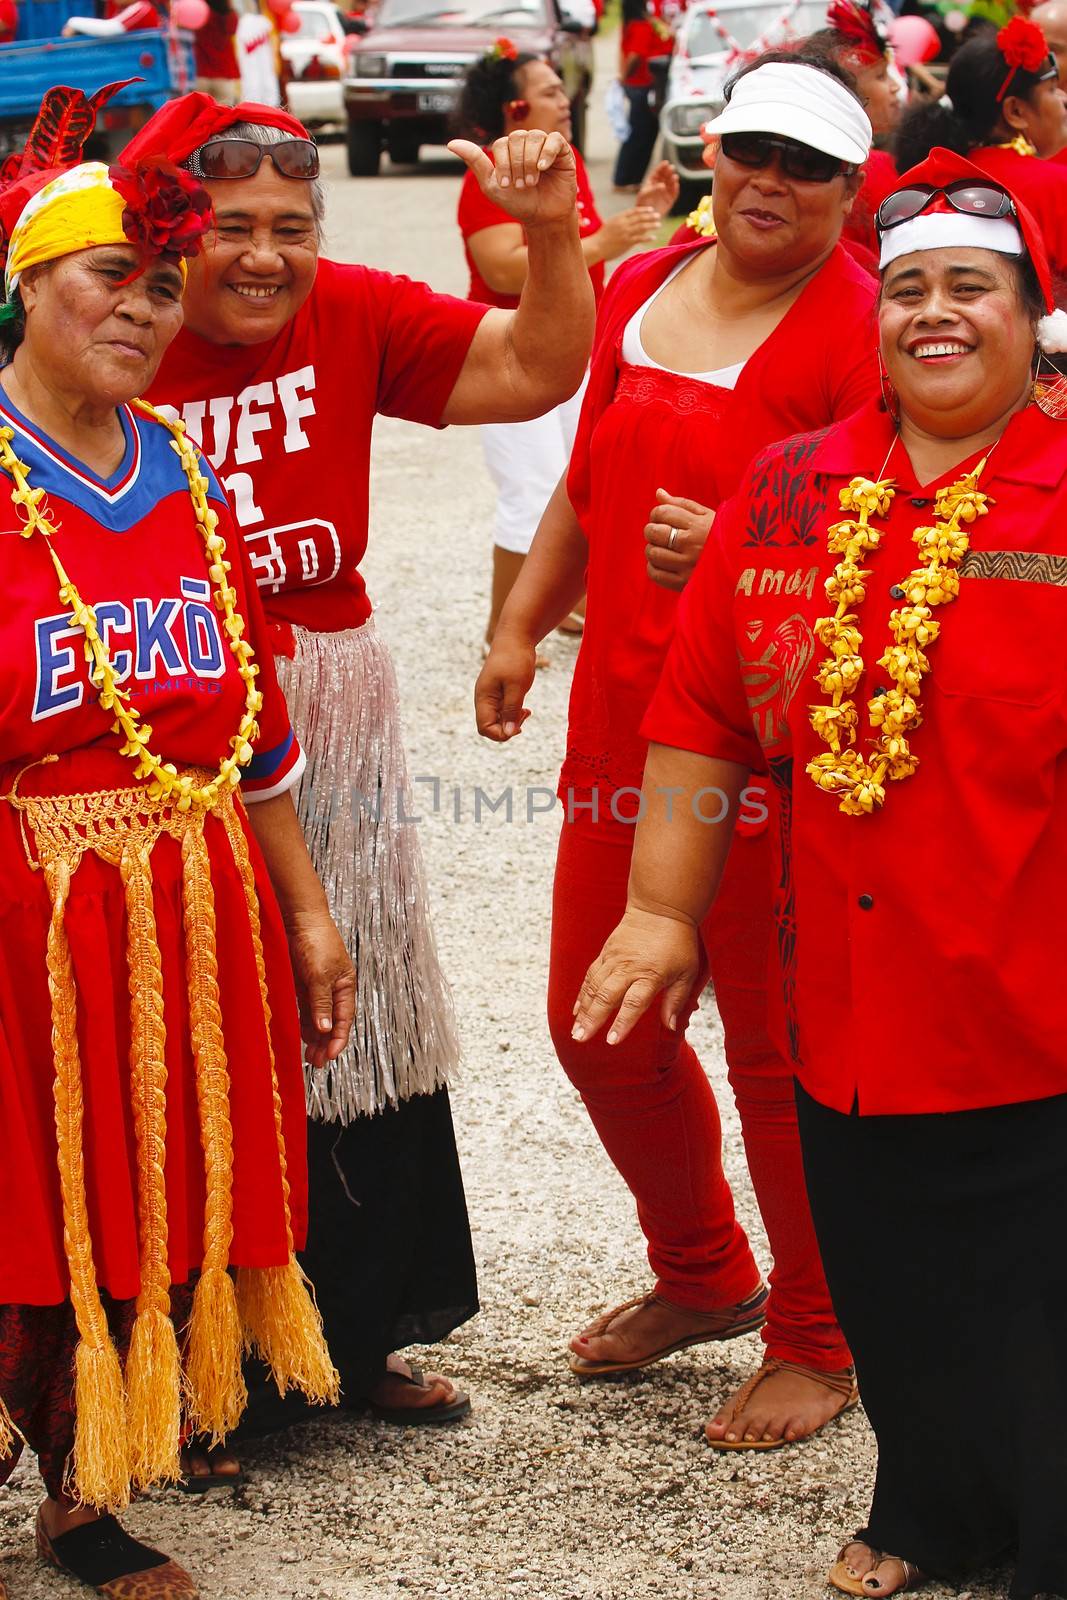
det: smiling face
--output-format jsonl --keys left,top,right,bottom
{"left": 19, "top": 245, "right": 185, "bottom": 407}
{"left": 507, "top": 60, "right": 572, "bottom": 140}
{"left": 179, "top": 164, "right": 319, "bottom": 346}
{"left": 880, "top": 247, "right": 1036, "bottom": 437}
{"left": 711, "top": 142, "right": 857, "bottom": 279}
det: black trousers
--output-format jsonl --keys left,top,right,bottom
{"left": 796, "top": 1083, "right": 1067, "bottom": 1600}
{"left": 613, "top": 85, "right": 659, "bottom": 187}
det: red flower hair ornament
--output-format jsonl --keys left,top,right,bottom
{"left": 109, "top": 159, "right": 213, "bottom": 267}
{"left": 487, "top": 36, "right": 518, "bottom": 60}
{"left": 996, "top": 15, "right": 1052, "bottom": 100}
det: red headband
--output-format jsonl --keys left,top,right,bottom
{"left": 995, "top": 16, "right": 1052, "bottom": 102}
{"left": 122, "top": 93, "right": 309, "bottom": 167}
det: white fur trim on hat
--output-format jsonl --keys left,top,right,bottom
{"left": 879, "top": 210, "right": 1023, "bottom": 269}
{"left": 1038, "top": 307, "right": 1067, "bottom": 354}
{"left": 702, "top": 62, "right": 872, "bottom": 166}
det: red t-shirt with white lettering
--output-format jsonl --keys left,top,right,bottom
{"left": 458, "top": 148, "right": 605, "bottom": 309}
{"left": 150, "top": 258, "right": 488, "bottom": 643}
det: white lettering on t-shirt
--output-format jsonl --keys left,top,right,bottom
{"left": 234, "top": 381, "right": 275, "bottom": 464}
{"left": 276, "top": 365, "right": 317, "bottom": 453}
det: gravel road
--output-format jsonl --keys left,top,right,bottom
{"left": 0, "top": 46, "right": 1011, "bottom": 1600}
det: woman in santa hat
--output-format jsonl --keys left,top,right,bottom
{"left": 573, "top": 146, "right": 1067, "bottom": 1599}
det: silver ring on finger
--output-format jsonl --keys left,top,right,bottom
{"left": 667, "top": 527, "right": 678, "bottom": 550}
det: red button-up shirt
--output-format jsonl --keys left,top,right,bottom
{"left": 644, "top": 399, "right": 1067, "bottom": 1116}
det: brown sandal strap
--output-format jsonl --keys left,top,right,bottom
{"left": 723, "top": 1359, "right": 857, "bottom": 1425}
{"left": 835, "top": 1543, "right": 924, "bottom": 1593}
{"left": 577, "top": 1293, "right": 656, "bottom": 1341}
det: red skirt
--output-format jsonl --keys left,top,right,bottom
{"left": 0, "top": 748, "right": 309, "bottom": 1307}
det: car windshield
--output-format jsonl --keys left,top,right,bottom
{"left": 376, "top": 0, "right": 545, "bottom": 21}
{"left": 295, "top": 6, "right": 334, "bottom": 36}
{"left": 684, "top": 0, "right": 823, "bottom": 55}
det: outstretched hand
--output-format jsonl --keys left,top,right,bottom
{"left": 448, "top": 129, "right": 579, "bottom": 227}
{"left": 571, "top": 907, "right": 701, "bottom": 1046}
{"left": 636, "top": 160, "right": 680, "bottom": 217}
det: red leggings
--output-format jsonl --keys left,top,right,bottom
{"left": 549, "top": 813, "right": 849, "bottom": 1372}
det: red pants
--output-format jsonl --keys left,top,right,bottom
{"left": 549, "top": 813, "right": 849, "bottom": 1372}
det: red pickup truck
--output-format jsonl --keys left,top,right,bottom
{"left": 343, "top": 0, "right": 593, "bottom": 175}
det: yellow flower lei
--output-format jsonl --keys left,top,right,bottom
{"left": 685, "top": 192, "right": 716, "bottom": 239}
{"left": 806, "top": 456, "right": 992, "bottom": 815}
{"left": 0, "top": 398, "right": 264, "bottom": 812}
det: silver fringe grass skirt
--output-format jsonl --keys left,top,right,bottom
{"left": 275, "top": 621, "right": 460, "bottom": 1123}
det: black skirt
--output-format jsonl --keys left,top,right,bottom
{"left": 240, "top": 1086, "right": 478, "bottom": 1433}
{"left": 796, "top": 1083, "right": 1067, "bottom": 1600}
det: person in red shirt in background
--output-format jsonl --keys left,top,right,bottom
{"left": 0, "top": 0, "right": 17, "bottom": 42}
{"left": 675, "top": 0, "right": 901, "bottom": 267}
{"left": 894, "top": 16, "right": 1067, "bottom": 270}
{"left": 195, "top": 0, "right": 241, "bottom": 105}
{"left": 455, "top": 41, "right": 678, "bottom": 650}
{"left": 615, "top": 0, "right": 674, "bottom": 189}
{"left": 572, "top": 149, "right": 1067, "bottom": 1600}
{"left": 477, "top": 54, "right": 878, "bottom": 1455}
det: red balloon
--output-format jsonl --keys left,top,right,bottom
{"left": 279, "top": 9, "right": 302, "bottom": 30}
{"left": 889, "top": 14, "right": 940, "bottom": 68}
{"left": 266, "top": 0, "right": 290, "bottom": 17}
{"left": 172, "top": 0, "right": 210, "bottom": 25}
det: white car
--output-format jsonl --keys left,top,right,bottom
{"left": 282, "top": 0, "right": 348, "bottom": 126}
{"left": 660, "top": 0, "right": 825, "bottom": 193}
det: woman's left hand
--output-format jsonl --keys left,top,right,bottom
{"left": 645, "top": 489, "right": 715, "bottom": 590}
{"left": 637, "top": 160, "right": 680, "bottom": 217}
{"left": 285, "top": 909, "right": 356, "bottom": 1069}
{"left": 448, "top": 130, "right": 579, "bottom": 227}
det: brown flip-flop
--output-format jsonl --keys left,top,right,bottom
{"left": 568, "top": 1284, "right": 769, "bottom": 1379}
{"left": 707, "top": 1357, "right": 859, "bottom": 1451}
{"left": 365, "top": 1364, "right": 472, "bottom": 1426}
{"left": 36, "top": 1508, "right": 199, "bottom": 1598}
{"left": 828, "top": 1545, "right": 925, "bottom": 1595}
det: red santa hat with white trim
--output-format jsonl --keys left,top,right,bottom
{"left": 878, "top": 146, "right": 1067, "bottom": 352}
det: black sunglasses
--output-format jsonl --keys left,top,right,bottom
{"left": 186, "top": 138, "right": 321, "bottom": 181}
{"left": 719, "top": 131, "right": 855, "bottom": 184}
{"left": 876, "top": 179, "right": 1015, "bottom": 233}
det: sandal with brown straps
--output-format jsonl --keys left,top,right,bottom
{"left": 36, "top": 1508, "right": 199, "bottom": 1598}
{"left": 706, "top": 1357, "right": 859, "bottom": 1451}
{"left": 829, "top": 1543, "right": 925, "bottom": 1595}
{"left": 568, "top": 1283, "right": 769, "bottom": 1379}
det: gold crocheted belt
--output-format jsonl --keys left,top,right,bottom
{"left": 0, "top": 765, "right": 338, "bottom": 1510}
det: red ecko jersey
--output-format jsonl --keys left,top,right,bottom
{"left": 0, "top": 393, "right": 302, "bottom": 799}
{"left": 150, "top": 259, "right": 488, "bottom": 644}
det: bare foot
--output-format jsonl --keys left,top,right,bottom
{"left": 570, "top": 1296, "right": 738, "bottom": 1366}
{"left": 180, "top": 1443, "right": 241, "bottom": 1482}
{"left": 706, "top": 1364, "right": 855, "bottom": 1446}
{"left": 38, "top": 1495, "right": 101, "bottom": 1540}
{"left": 835, "top": 1541, "right": 925, "bottom": 1596}
{"left": 367, "top": 1354, "right": 460, "bottom": 1413}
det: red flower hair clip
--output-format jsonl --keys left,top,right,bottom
{"left": 488, "top": 36, "right": 518, "bottom": 60}
{"left": 996, "top": 15, "right": 1051, "bottom": 99}
{"left": 827, "top": 0, "right": 887, "bottom": 64}
{"left": 108, "top": 159, "right": 213, "bottom": 266}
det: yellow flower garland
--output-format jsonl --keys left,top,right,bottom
{"left": 0, "top": 399, "right": 263, "bottom": 812}
{"left": 685, "top": 192, "right": 716, "bottom": 239}
{"left": 806, "top": 458, "right": 992, "bottom": 815}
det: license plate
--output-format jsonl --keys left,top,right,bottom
{"left": 417, "top": 92, "right": 453, "bottom": 112}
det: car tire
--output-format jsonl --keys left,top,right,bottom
{"left": 346, "top": 119, "right": 382, "bottom": 176}
{"left": 387, "top": 131, "right": 421, "bottom": 165}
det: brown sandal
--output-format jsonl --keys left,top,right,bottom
{"left": 706, "top": 1357, "right": 859, "bottom": 1451}
{"left": 36, "top": 1508, "right": 198, "bottom": 1598}
{"left": 568, "top": 1283, "right": 769, "bottom": 1379}
{"left": 829, "top": 1543, "right": 925, "bottom": 1595}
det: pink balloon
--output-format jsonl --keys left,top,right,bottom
{"left": 172, "top": 0, "right": 210, "bottom": 26}
{"left": 279, "top": 9, "right": 301, "bottom": 30}
{"left": 889, "top": 14, "right": 941, "bottom": 68}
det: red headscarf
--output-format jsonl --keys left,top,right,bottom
{"left": 122, "top": 93, "right": 309, "bottom": 167}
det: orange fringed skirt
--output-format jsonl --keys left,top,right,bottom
{"left": 0, "top": 749, "right": 338, "bottom": 1509}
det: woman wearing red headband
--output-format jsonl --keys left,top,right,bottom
{"left": 574, "top": 147, "right": 1067, "bottom": 1599}
{"left": 135, "top": 89, "right": 595, "bottom": 1454}
{"left": 894, "top": 17, "right": 1067, "bottom": 272}
{"left": 0, "top": 90, "right": 353, "bottom": 1600}
{"left": 477, "top": 51, "right": 879, "bottom": 1454}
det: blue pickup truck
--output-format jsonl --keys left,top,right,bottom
{"left": 0, "top": 0, "right": 193, "bottom": 152}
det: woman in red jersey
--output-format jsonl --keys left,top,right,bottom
{"left": 477, "top": 53, "right": 880, "bottom": 1452}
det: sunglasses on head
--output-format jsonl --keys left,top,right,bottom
{"left": 186, "top": 138, "right": 321, "bottom": 181}
{"left": 718, "top": 131, "right": 855, "bottom": 184}
{"left": 876, "top": 180, "right": 1015, "bottom": 232}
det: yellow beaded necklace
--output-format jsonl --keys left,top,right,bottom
{"left": 806, "top": 451, "right": 992, "bottom": 815}
{"left": 0, "top": 399, "right": 263, "bottom": 812}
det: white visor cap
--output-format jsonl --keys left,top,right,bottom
{"left": 879, "top": 210, "right": 1024, "bottom": 269}
{"left": 702, "top": 61, "right": 873, "bottom": 167}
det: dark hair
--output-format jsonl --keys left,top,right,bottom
{"left": 452, "top": 50, "right": 541, "bottom": 141}
{"left": 893, "top": 32, "right": 1049, "bottom": 170}
{"left": 805, "top": 25, "right": 883, "bottom": 67}
{"left": 622, "top": 0, "right": 649, "bottom": 23}
{"left": 725, "top": 45, "right": 861, "bottom": 102}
